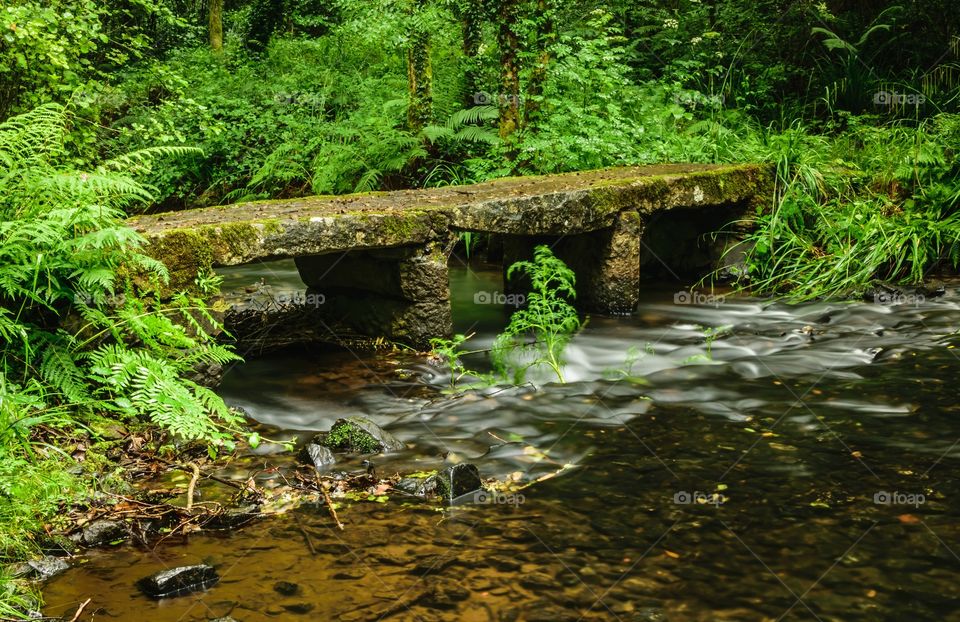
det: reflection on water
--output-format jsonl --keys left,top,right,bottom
{"left": 42, "top": 262, "right": 960, "bottom": 621}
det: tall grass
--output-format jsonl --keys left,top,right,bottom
{"left": 727, "top": 113, "right": 960, "bottom": 298}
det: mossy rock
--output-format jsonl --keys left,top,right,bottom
{"left": 323, "top": 416, "right": 404, "bottom": 454}
{"left": 433, "top": 463, "right": 482, "bottom": 500}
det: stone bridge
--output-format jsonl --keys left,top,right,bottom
{"left": 130, "top": 163, "right": 772, "bottom": 348}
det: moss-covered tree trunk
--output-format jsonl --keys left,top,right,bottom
{"left": 524, "top": 0, "right": 553, "bottom": 127}
{"left": 406, "top": 0, "right": 433, "bottom": 133}
{"left": 497, "top": 0, "right": 522, "bottom": 144}
{"left": 209, "top": 0, "right": 224, "bottom": 52}
{"left": 461, "top": 2, "right": 484, "bottom": 107}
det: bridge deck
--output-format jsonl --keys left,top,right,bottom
{"left": 132, "top": 163, "right": 746, "bottom": 230}
{"left": 130, "top": 162, "right": 771, "bottom": 298}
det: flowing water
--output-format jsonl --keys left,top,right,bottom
{"left": 42, "top": 260, "right": 960, "bottom": 621}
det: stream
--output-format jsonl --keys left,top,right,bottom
{"left": 41, "top": 259, "right": 960, "bottom": 621}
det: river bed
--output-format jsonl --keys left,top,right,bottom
{"left": 42, "top": 260, "right": 960, "bottom": 621}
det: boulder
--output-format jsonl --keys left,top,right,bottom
{"left": 81, "top": 519, "right": 127, "bottom": 547}
{"left": 323, "top": 416, "right": 404, "bottom": 453}
{"left": 26, "top": 555, "right": 69, "bottom": 580}
{"left": 137, "top": 564, "right": 220, "bottom": 599}
{"left": 298, "top": 443, "right": 336, "bottom": 469}
{"left": 432, "top": 464, "right": 482, "bottom": 500}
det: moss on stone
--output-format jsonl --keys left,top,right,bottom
{"left": 212, "top": 222, "right": 262, "bottom": 259}
{"left": 324, "top": 419, "right": 381, "bottom": 453}
{"left": 145, "top": 228, "right": 217, "bottom": 293}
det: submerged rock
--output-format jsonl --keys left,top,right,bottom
{"left": 204, "top": 505, "right": 261, "bottom": 531}
{"left": 137, "top": 564, "right": 220, "bottom": 599}
{"left": 393, "top": 475, "right": 435, "bottom": 497}
{"left": 422, "top": 579, "right": 471, "bottom": 609}
{"left": 273, "top": 580, "right": 301, "bottom": 596}
{"left": 323, "top": 416, "right": 404, "bottom": 453}
{"left": 27, "top": 555, "right": 69, "bottom": 580}
{"left": 298, "top": 442, "right": 336, "bottom": 469}
{"left": 9, "top": 555, "right": 69, "bottom": 580}
{"left": 282, "top": 603, "right": 315, "bottom": 614}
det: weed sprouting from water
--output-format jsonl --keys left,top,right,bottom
{"left": 492, "top": 246, "right": 581, "bottom": 383}
{"left": 430, "top": 245, "right": 581, "bottom": 387}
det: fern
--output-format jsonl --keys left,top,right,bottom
{"left": 0, "top": 103, "right": 242, "bottom": 446}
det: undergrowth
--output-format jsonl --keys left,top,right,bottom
{"left": 723, "top": 114, "right": 960, "bottom": 299}
{"left": 0, "top": 103, "right": 246, "bottom": 611}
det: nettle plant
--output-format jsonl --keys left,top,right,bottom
{"left": 0, "top": 103, "right": 243, "bottom": 450}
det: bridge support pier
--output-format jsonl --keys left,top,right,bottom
{"left": 564, "top": 211, "right": 643, "bottom": 314}
{"left": 502, "top": 211, "right": 643, "bottom": 316}
{"left": 295, "top": 242, "right": 451, "bottom": 349}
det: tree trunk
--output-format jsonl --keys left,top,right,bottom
{"left": 497, "top": 0, "right": 521, "bottom": 143}
{"left": 461, "top": 2, "right": 483, "bottom": 107}
{"left": 406, "top": 0, "right": 433, "bottom": 132}
{"left": 209, "top": 0, "right": 224, "bottom": 52}
{"left": 524, "top": 0, "right": 553, "bottom": 126}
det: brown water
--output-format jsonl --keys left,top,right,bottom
{"left": 42, "top": 262, "right": 960, "bottom": 621}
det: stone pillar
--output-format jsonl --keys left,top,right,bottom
{"left": 560, "top": 211, "right": 642, "bottom": 315}
{"left": 496, "top": 212, "right": 643, "bottom": 315}
{"left": 295, "top": 242, "right": 451, "bottom": 349}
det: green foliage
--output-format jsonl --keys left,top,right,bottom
{"left": 428, "top": 248, "right": 580, "bottom": 387}
{"left": 811, "top": 6, "right": 902, "bottom": 114}
{"left": 428, "top": 333, "right": 471, "bottom": 387}
{"left": 730, "top": 114, "right": 960, "bottom": 299}
{"left": 0, "top": 0, "right": 104, "bottom": 118}
{"left": 492, "top": 245, "right": 580, "bottom": 383}
{"left": 0, "top": 377, "right": 78, "bottom": 554}
{"left": 682, "top": 325, "right": 732, "bottom": 364}
{"left": 515, "top": 9, "right": 650, "bottom": 172}
{"left": 0, "top": 103, "right": 241, "bottom": 442}
{"left": 0, "top": 103, "right": 245, "bottom": 613}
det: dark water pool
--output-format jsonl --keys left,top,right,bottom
{"left": 42, "top": 262, "right": 960, "bottom": 621}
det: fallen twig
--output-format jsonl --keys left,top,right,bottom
{"left": 68, "top": 598, "right": 91, "bottom": 622}
{"left": 153, "top": 456, "right": 245, "bottom": 490}
{"left": 185, "top": 462, "right": 200, "bottom": 511}
{"left": 318, "top": 476, "right": 344, "bottom": 530}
